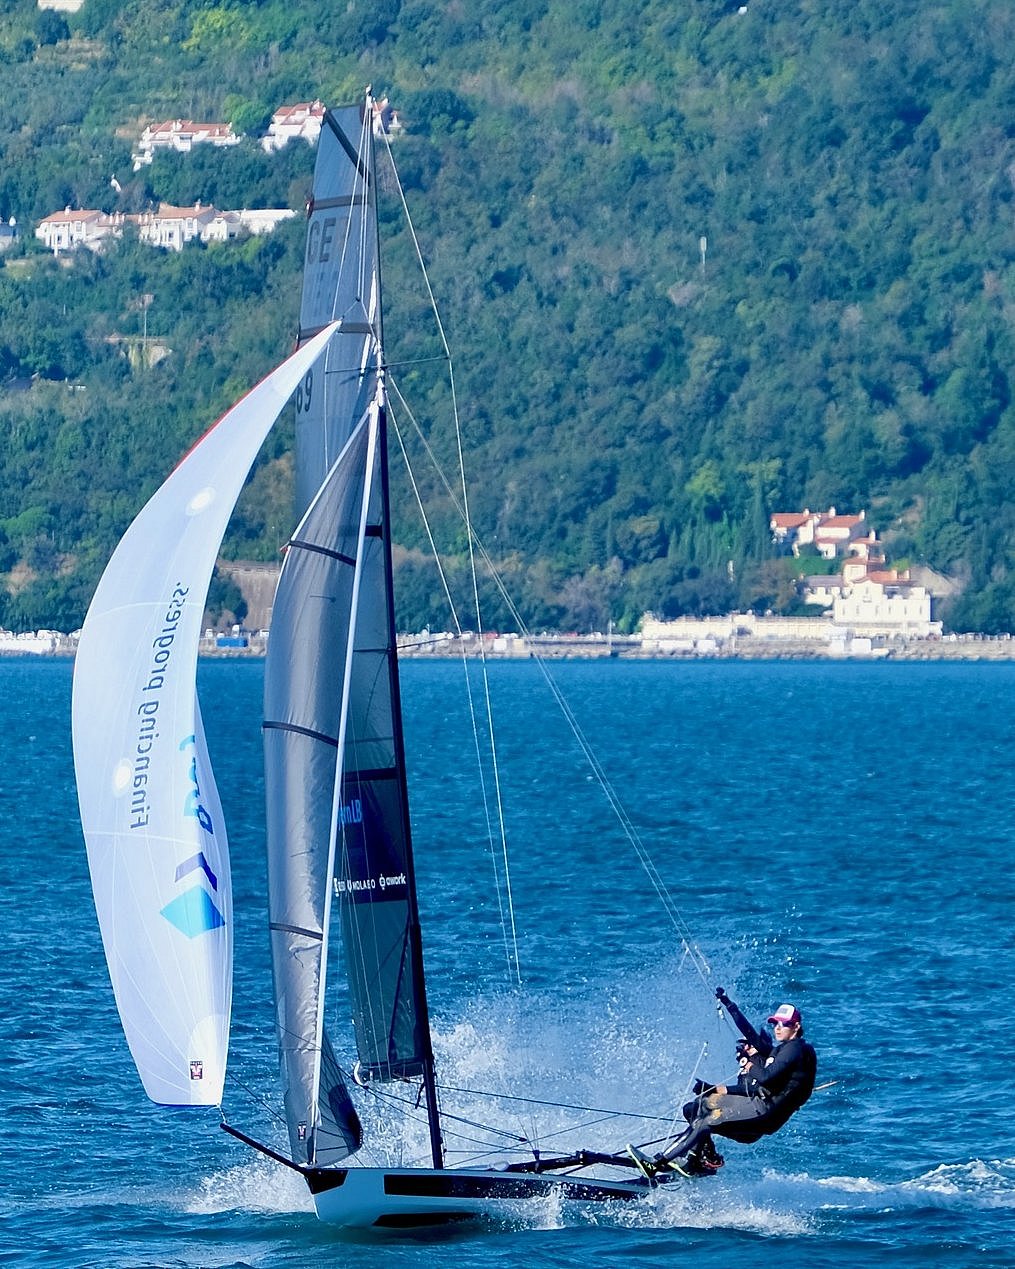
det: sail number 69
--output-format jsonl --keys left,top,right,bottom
{"left": 294, "top": 370, "right": 313, "bottom": 415}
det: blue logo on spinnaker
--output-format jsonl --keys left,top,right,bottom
{"left": 160, "top": 886, "right": 225, "bottom": 938}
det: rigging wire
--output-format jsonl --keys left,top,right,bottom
{"left": 379, "top": 126, "right": 522, "bottom": 988}
{"left": 388, "top": 402, "right": 517, "bottom": 984}
{"left": 346, "top": 1056, "right": 701, "bottom": 1165}
{"left": 437, "top": 1082, "right": 684, "bottom": 1123}
{"left": 391, "top": 384, "right": 714, "bottom": 988}
{"left": 222, "top": 1072, "right": 289, "bottom": 1129}
{"left": 376, "top": 126, "right": 714, "bottom": 994}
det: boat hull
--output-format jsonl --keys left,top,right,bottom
{"left": 306, "top": 1165, "right": 652, "bottom": 1228}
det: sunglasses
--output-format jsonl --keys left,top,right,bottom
{"left": 772, "top": 1019, "right": 795, "bottom": 1028}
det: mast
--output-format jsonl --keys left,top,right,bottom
{"left": 367, "top": 90, "right": 443, "bottom": 1165}
{"left": 344, "top": 89, "right": 443, "bottom": 1167}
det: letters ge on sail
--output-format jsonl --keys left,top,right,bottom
{"left": 306, "top": 217, "right": 339, "bottom": 265}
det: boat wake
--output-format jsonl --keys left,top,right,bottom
{"left": 182, "top": 1157, "right": 313, "bottom": 1216}
{"left": 777, "top": 1157, "right": 1015, "bottom": 1211}
{"left": 494, "top": 1157, "right": 1015, "bottom": 1238}
{"left": 602, "top": 1157, "right": 1015, "bottom": 1234}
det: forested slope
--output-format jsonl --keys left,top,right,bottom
{"left": 1, "top": 0, "right": 1014, "bottom": 632}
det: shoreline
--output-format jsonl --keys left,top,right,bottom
{"left": 5, "top": 631, "right": 1015, "bottom": 662}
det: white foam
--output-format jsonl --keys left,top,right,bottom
{"left": 765, "top": 1158, "right": 1015, "bottom": 1212}
{"left": 182, "top": 1157, "right": 313, "bottom": 1215}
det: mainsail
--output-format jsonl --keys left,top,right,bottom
{"left": 265, "top": 102, "right": 438, "bottom": 1168}
{"left": 72, "top": 325, "right": 337, "bottom": 1107}
{"left": 295, "top": 102, "right": 381, "bottom": 519}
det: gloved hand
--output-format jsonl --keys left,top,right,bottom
{"left": 692, "top": 1079, "right": 706, "bottom": 1095}
{"left": 715, "top": 986, "right": 729, "bottom": 1003}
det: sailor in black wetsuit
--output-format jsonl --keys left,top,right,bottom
{"left": 628, "top": 991, "right": 816, "bottom": 1178}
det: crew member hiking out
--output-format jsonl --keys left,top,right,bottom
{"left": 627, "top": 988, "right": 817, "bottom": 1179}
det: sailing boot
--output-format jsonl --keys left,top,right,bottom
{"left": 679, "top": 1136, "right": 724, "bottom": 1176}
{"left": 625, "top": 1143, "right": 659, "bottom": 1180}
{"left": 699, "top": 1135, "right": 725, "bottom": 1171}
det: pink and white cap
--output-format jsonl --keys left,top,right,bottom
{"left": 768, "top": 1003, "right": 802, "bottom": 1027}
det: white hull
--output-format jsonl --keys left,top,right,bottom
{"left": 309, "top": 1165, "right": 653, "bottom": 1229}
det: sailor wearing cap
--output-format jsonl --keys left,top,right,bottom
{"left": 627, "top": 990, "right": 817, "bottom": 1179}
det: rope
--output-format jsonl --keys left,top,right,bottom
{"left": 377, "top": 106, "right": 713, "bottom": 996}
{"left": 390, "top": 389, "right": 714, "bottom": 987}
{"left": 389, "top": 400, "right": 517, "bottom": 984}
{"left": 379, "top": 127, "right": 522, "bottom": 988}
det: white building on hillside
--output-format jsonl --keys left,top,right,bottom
{"left": 36, "top": 203, "right": 296, "bottom": 254}
{"left": 771, "top": 507, "right": 868, "bottom": 559}
{"left": 813, "top": 511, "right": 867, "bottom": 559}
{"left": 203, "top": 208, "right": 296, "bottom": 242}
{"left": 371, "top": 96, "right": 403, "bottom": 137}
{"left": 133, "top": 120, "right": 241, "bottom": 171}
{"left": 35, "top": 209, "right": 126, "bottom": 254}
{"left": 138, "top": 203, "right": 218, "bottom": 250}
{"left": 262, "top": 100, "right": 326, "bottom": 151}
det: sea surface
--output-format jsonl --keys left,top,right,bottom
{"left": 3, "top": 656, "right": 1013, "bottom": 1267}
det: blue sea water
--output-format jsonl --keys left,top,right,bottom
{"left": 2, "top": 656, "right": 1014, "bottom": 1267}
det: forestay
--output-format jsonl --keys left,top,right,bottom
{"left": 72, "top": 325, "right": 337, "bottom": 1107}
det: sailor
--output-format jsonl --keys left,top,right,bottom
{"left": 628, "top": 989, "right": 816, "bottom": 1178}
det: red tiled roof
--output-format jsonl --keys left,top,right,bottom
{"left": 149, "top": 203, "right": 217, "bottom": 220}
{"left": 40, "top": 209, "right": 102, "bottom": 225}
{"left": 272, "top": 101, "right": 325, "bottom": 122}
{"left": 146, "top": 120, "right": 234, "bottom": 138}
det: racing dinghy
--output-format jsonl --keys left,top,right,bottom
{"left": 245, "top": 94, "right": 666, "bottom": 1227}
{"left": 73, "top": 93, "right": 692, "bottom": 1232}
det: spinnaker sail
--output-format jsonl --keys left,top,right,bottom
{"left": 72, "top": 324, "right": 337, "bottom": 1106}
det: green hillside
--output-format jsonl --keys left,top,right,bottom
{"left": 1, "top": 0, "right": 1014, "bottom": 633}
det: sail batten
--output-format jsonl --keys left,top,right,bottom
{"left": 262, "top": 720, "right": 340, "bottom": 746}
{"left": 288, "top": 539, "right": 359, "bottom": 565}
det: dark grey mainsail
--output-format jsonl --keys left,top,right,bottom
{"left": 264, "top": 100, "right": 440, "bottom": 1170}
{"left": 295, "top": 103, "right": 381, "bottom": 519}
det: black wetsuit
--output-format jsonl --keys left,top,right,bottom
{"left": 738, "top": 1035, "right": 817, "bottom": 1132}
{"left": 662, "top": 1033, "right": 817, "bottom": 1161}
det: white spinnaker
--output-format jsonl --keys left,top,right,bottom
{"left": 72, "top": 324, "right": 337, "bottom": 1106}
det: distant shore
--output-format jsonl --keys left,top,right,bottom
{"left": 6, "top": 629, "right": 1015, "bottom": 661}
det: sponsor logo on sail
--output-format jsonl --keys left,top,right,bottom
{"left": 338, "top": 797, "right": 363, "bottom": 828}
{"left": 159, "top": 735, "right": 226, "bottom": 937}
{"left": 129, "top": 584, "right": 189, "bottom": 831}
{"left": 334, "top": 871, "right": 407, "bottom": 896}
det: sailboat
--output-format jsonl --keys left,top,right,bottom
{"left": 72, "top": 94, "right": 680, "bottom": 1229}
